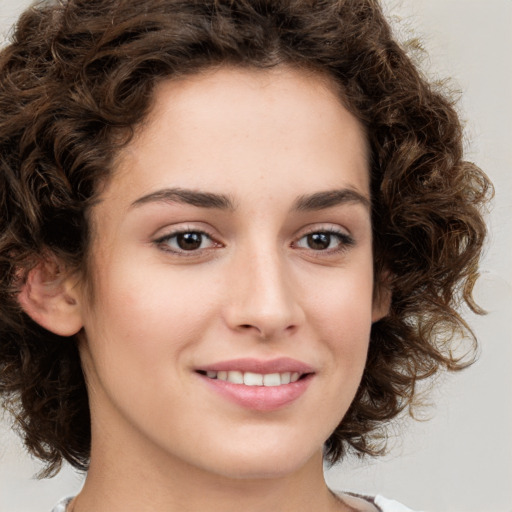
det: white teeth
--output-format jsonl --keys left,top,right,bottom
{"left": 263, "top": 373, "right": 281, "bottom": 386}
{"left": 244, "top": 372, "right": 263, "bottom": 386}
{"left": 227, "top": 370, "right": 244, "bottom": 384}
{"left": 205, "top": 370, "right": 304, "bottom": 386}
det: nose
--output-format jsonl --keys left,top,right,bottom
{"left": 223, "top": 245, "right": 305, "bottom": 340}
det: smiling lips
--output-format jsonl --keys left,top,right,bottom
{"left": 197, "top": 358, "right": 314, "bottom": 411}
{"left": 204, "top": 370, "right": 302, "bottom": 386}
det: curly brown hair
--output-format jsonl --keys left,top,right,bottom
{"left": 0, "top": 0, "right": 491, "bottom": 476}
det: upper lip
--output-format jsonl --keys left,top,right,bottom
{"left": 197, "top": 357, "right": 315, "bottom": 374}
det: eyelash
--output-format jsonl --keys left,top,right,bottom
{"left": 292, "top": 229, "right": 355, "bottom": 255}
{"left": 154, "top": 228, "right": 220, "bottom": 256}
{"left": 153, "top": 227, "right": 355, "bottom": 257}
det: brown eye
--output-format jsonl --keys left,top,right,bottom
{"left": 156, "top": 230, "right": 216, "bottom": 253}
{"left": 306, "top": 232, "right": 331, "bottom": 250}
{"left": 295, "top": 230, "right": 354, "bottom": 252}
{"left": 176, "top": 232, "right": 204, "bottom": 251}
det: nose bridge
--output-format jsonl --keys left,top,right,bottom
{"left": 225, "top": 238, "right": 303, "bottom": 338}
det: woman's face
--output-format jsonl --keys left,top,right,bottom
{"left": 78, "top": 66, "right": 387, "bottom": 480}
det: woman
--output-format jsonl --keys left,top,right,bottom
{"left": 0, "top": 1, "right": 491, "bottom": 511}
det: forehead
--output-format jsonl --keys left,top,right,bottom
{"left": 107, "top": 66, "right": 369, "bottom": 211}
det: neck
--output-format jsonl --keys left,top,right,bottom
{"left": 73, "top": 430, "right": 345, "bottom": 512}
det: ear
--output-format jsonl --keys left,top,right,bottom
{"left": 17, "top": 259, "right": 83, "bottom": 336}
{"left": 372, "top": 270, "right": 392, "bottom": 323}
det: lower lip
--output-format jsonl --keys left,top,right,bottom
{"left": 199, "top": 374, "right": 313, "bottom": 411}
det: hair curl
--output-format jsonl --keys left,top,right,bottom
{"left": 0, "top": 0, "right": 491, "bottom": 476}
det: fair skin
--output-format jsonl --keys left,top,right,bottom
{"left": 21, "top": 66, "right": 387, "bottom": 512}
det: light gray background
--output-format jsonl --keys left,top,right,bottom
{"left": 0, "top": 1, "right": 510, "bottom": 511}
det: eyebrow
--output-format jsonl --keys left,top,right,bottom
{"left": 130, "top": 187, "right": 370, "bottom": 212}
{"left": 293, "top": 189, "right": 370, "bottom": 211}
{"left": 130, "top": 188, "right": 235, "bottom": 210}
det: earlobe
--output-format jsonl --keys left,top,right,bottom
{"left": 372, "top": 271, "right": 392, "bottom": 323}
{"left": 17, "top": 259, "right": 83, "bottom": 337}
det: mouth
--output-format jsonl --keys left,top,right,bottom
{"left": 195, "top": 358, "right": 314, "bottom": 411}
{"left": 196, "top": 370, "right": 308, "bottom": 387}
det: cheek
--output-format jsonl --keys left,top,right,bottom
{"left": 303, "top": 265, "right": 375, "bottom": 364}
{"left": 308, "top": 263, "right": 375, "bottom": 323}
{"left": 81, "top": 261, "right": 192, "bottom": 370}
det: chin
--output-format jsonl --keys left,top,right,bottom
{"left": 196, "top": 442, "right": 323, "bottom": 481}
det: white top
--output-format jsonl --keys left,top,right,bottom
{"left": 341, "top": 492, "right": 419, "bottom": 511}
{"left": 51, "top": 494, "right": 419, "bottom": 511}
{"left": 375, "top": 495, "right": 419, "bottom": 511}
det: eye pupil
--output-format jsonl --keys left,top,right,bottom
{"left": 307, "top": 232, "right": 330, "bottom": 250}
{"left": 177, "top": 232, "right": 203, "bottom": 250}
